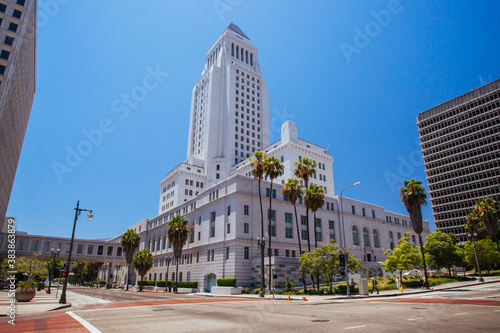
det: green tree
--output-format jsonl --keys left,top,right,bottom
{"left": 133, "top": 249, "right": 153, "bottom": 292}
{"left": 424, "top": 231, "right": 463, "bottom": 276}
{"left": 71, "top": 260, "right": 86, "bottom": 284}
{"left": 282, "top": 178, "right": 306, "bottom": 291}
{"left": 299, "top": 251, "right": 321, "bottom": 291}
{"left": 121, "top": 228, "right": 141, "bottom": 290}
{"left": 472, "top": 198, "right": 500, "bottom": 254}
{"left": 82, "top": 261, "right": 99, "bottom": 285}
{"left": 382, "top": 233, "right": 421, "bottom": 281}
{"left": 249, "top": 151, "right": 267, "bottom": 293}
{"left": 16, "top": 252, "right": 49, "bottom": 281}
{"left": 264, "top": 155, "right": 284, "bottom": 292}
{"left": 294, "top": 157, "right": 317, "bottom": 252}
{"left": 399, "top": 179, "right": 430, "bottom": 288}
{"left": 464, "top": 238, "right": 500, "bottom": 274}
{"left": 167, "top": 215, "right": 190, "bottom": 293}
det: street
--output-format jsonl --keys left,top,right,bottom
{"left": 2, "top": 282, "right": 500, "bottom": 332}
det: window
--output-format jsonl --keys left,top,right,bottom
{"left": 226, "top": 247, "right": 230, "bottom": 259}
{"left": 244, "top": 205, "right": 249, "bottom": 215}
{"left": 274, "top": 249, "right": 279, "bottom": 256}
{"left": 198, "top": 232, "right": 200, "bottom": 241}
{"left": 196, "top": 252, "right": 199, "bottom": 263}
{"left": 227, "top": 206, "right": 231, "bottom": 216}
{"left": 244, "top": 247, "right": 249, "bottom": 259}
{"left": 373, "top": 230, "right": 380, "bottom": 248}
{"left": 0, "top": 3, "right": 6, "bottom": 12}
{"left": 4, "top": 36, "right": 14, "bottom": 46}
{"left": 31, "top": 240, "right": 39, "bottom": 251}
{"left": 87, "top": 245, "right": 94, "bottom": 255}
{"left": 389, "top": 231, "right": 394, "bottom": 249}
{"left": 12, "top": 9, "right": 22, "bottom": 19}
{"left": 107, "top": 246, "right": 113, "bottom": 256}
{"left": 351, "top": 206, "right": 356, "bottom": 214}
{"left": 292, "top": 250, "right": 296, "bottom": 258}
{"left": 117, "top": 247, "right": 123, "bottom": 256}
{"left": 363, "top": 228, "right": 370, "bottom": 247}
{"left": 210, "top": 212, "right": 216, "bottom": 237}
{"left": 227, "top": 223, "right": 231, "bottom": 234}
{"left": 0, "top": 50, "right": 10, "bottom": 60}
{"left": 372, "top": 210, "right": 376, "bottom": 219}
{"left": 8, "top": 22, "right": 18, "bottom": 32}
{"left": 76, "top": 243, "right": 83, "bottom": 254}
{"left": 211, "top": 249, "right": 214, "bottom": 261}
{"left": 286, "top": 250, "right": 290, "bottom": 257}
{"left": 329, "top": 220, "right": 335, "bottom": 241}
{"left": 18, "top": 239, "right": 26, "bottom": 251}
{"left": 301, "top": 216, "right": 308, "bottom": 240}
{"left": 315, "top": 218, "right": 322, "bottom": 242}
{"left": 207, "top": 250, "right": 211, "bottom": 261}
{"left": 190, "top": 227, "right": 195, "bottom": 243}
{"left": 266, "top": 188, "right": 276, "bottom": 198}
{"left": 397, "top": 232, "right": 401, "bottom": 241}
{"left": 0, "top": 65, "right": 6, "bottom": 75}
{"left": 352, "top": 226, "right": 359, "bottom": 246}
{"left": 285, "top": 213, "right": 293, "bottom": 238}
{"left": 244, "top": 223, "right": 249, "bottom": 233}
{"left": 43, "top": 241, "right": 50, "bottom": 252}
{"left": 17, "top": 0, "right": 26, "bottom": 6}
{"left": 97, "top": 245, "right": 104, "bottom": 255}
{"left": 362, "top": 208, "right": 366, "bottom": 217}
{"left": 268, "top": 210, "right": 276, "bottom": 236}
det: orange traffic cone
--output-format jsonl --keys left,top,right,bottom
{"left": 288, "top": 294, "right": 291, "bottom": 301}
{"left": 302, "top": 297, "right": 308, "bottom": 301}
{"left": 163, "top": 290, "right": 165, "bottom": 293}
{"left": 149, "top": 288, "right": 151, "bottom": 293}
{"left": 155, "top": 289, "right": 157, "bottom": 293}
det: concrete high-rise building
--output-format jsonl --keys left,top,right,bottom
{"left": 0, "top": 0, "right": 37, "bottom": 222}
{"left": 417, "top": 79, "right": 500, "bottom": 242}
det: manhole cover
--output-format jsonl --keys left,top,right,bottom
{"left": 311, "top": 320, "right": 330, "bottom": 323}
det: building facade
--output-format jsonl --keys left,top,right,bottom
{"left": 417, "top": 80, "right": 500, "bottom": 242}
{"left": 0, "top": 0, "right": 37, "bottom": 223}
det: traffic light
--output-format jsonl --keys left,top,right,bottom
{"left": 62, "top": 272, "right": 66, "bottom": 277}
{"left": 339, "top": 254, "right": 345, "bottom": 267}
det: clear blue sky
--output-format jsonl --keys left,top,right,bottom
{"left": 7, "top": 0, "right": 500, "bottom": 239}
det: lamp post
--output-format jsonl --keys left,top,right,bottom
{"left": 47, "top": 247, "right": 60, "bottom": 294}
{"left": 467, "top": 233, "right": 484, "bottom": 282}
{"left": 340, "top": 181, "right": 361, "bottom": 297}
{"left": 165, "top": 256, "right": 172, "bottom": 291}
{"left": 257, "top": 235, "right": 265, "bottom": 298}
{"left": 59, "top": 201, "right": 93, "bottom": 304}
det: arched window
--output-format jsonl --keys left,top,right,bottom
{"left": 172, "top": 272, "right": 175, "bottom": 281}
{"left": 373, "top": 229, "right": 380, "bottom": 248}
{"left": 231, "top": 43, "right": 234, "bottom": 57}
{"left": 236, "top": 45, "right": 239, "bottom": 59}
{"left": 245, "top": 50, "right": 249, "bottom": 64}
{"left": 179, "top": 272, "right": 183, "bottom": 282}
{"left": 156, "top": 235, "right": 160, "bottom": 251}
{"left": 241, "top": 48, "right": 244, "bottom": 61}
{"left": 352, "top": 226, "right": 359, "bottom": 246}
{"left": 159, "top": 273, "right": 162, "bottom": 281}
{"left": 250, "top": 53, "right": 253, "bottom": 66}
{"left": 148, "top": 238, "right": 152, "bottom": 251}
{"left": 187, "top": 272, "right": 191, "bottom": 281}
{"left": 162, "top": 233, "right": 167, "bottom": 250}
{"left": 154, "top": 273, "right": 157, "bottom": 281}
{"left": 363, "top": 228, "right": 370, "bottom": 247}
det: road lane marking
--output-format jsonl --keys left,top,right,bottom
{"left": 67, "top": 311, "right": 102, "bottom": 333}
{"left": 344, "top": 325, "right": 366, "bottom": 329}
{"left": 407, "top": 317, "right": 423, "bottom": 321}
{"left": 454, "top": 313, "right": 468, "bottom": 316}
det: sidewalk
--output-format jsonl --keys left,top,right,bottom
{"left": 195, "top": 276, "right": 500, "bottom": 302}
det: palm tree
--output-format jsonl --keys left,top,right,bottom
{"left": 121, "top": 229, "right": 141, "bottom": 290}
{"left": 167, "top": 215, "right": 190, "bottom": 293}
{"left": 264, "top": 155, "right": 284, "bottom": 293}
{"left": 282, "top": 178, "right": 306, "bottom": 291}
{"left": 304, "top": 183, "right": 325, "bottom": 291}
{"left": 133, "top": 249, "right": 153, "bottom": 292}
{"left": 249, "top": 151, "right": 267, "bottom": 294}
{"left": 399, "top": 179, "right": 429, "bottom": 289}
{"left": 293, "top": 157, "right": 317, "bottom": 253}
{"left": 472, "top": 198, "right": 500, "bottom": 254}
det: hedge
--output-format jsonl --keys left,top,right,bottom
{"left": 217, "top": 278, "right": 237, "bottom": 287}
{"left": 137, "top": 280, "right": 198, "bottom": 289}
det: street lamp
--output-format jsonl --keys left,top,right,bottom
{"left": 467, "top": 233, "right": 484, "bottom": 282}
{"left": 340, "top": 181, "right": 361, "bottom": 297}
{"left": 47, "top": 247, "right": 60, "bottom": 294}
{"left": 165, "top": 256, "right": 172, "bottom": 291}
{"left": 59, "top": 200, "right": 93, "bottom": 304}
{"left": 257, "top": 235, "right": 265, "bottom": 298}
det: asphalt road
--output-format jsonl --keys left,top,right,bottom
{"left": 65, "top": 282, "right": 500, "bottom": 332}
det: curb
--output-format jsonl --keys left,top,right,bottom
{"left": 48, "top": 301, "right": 72, "bottom": 312}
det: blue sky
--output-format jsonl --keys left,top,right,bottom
{"left": 7, "top": 0, "right": 500, "bottom": 239}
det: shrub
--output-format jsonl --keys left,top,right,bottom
{"left": 254, "top": 288, "right": 261, "bottom": 295}
{"left": 18, "top": 279, "right": 37, "bottom": 289}
{"left": 241, "top": 288, "right": 251, "bottom": 294}
{"left": 217, "top": 278, "right": 237, "bottom": 287}
{"left": 282, "top": 278, "right": 296, "bottom": 292}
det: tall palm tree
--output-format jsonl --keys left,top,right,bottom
{"left": 472, "top": 198, "right": 500, "bottom": 254}
{"left": 304, "top": 183, "right": 325, "bottom": 291}
{"left": 264, "top": 155, "right": 284, "bottom": 293}
{"left": 121, "top": 229, "right": 141, "bottom": 290}
{"left": 249, "top": 151, "right": 267, "bottom": 294}
{"left": 167, "top": 215, "right": 190, "bottom": 293}
{"left": 294, "top": 157, "right": 317, "bottom": 252}
{"left": 399, "top": 179, "right": 429, "bottom": 289}
{"left": 282, "top": 178, "right": 306, "bottom": 290}
{"left": 133, "top": 249, "right": 153, "bottom": 292}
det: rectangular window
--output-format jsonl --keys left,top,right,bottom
{"left": 389, "top": 231, "right": 394, "bottom": 250}
{"left": 226, "top": 247, "right": 230, "bottom": 259}
{"left": 196, "top": 252, "right": 199, "bottom": 263}
{"left": 87, "top": 245, "right": 94, "bottom": 255}
{"left": 301, "top": 216, "right": 308, "bottom": 240}
{"left": 57, "top": 242, "right": 62, "bottom": 251}
{"left": 211, "top": 249, "right": 214, "bottom": 261}
{"left": 274, "top": 249, "right": 279, "bottom": 257}
{"left": 244, "top": 223, "right": 249, "bottom": 233}
{"left": 18, "top": 239, "right": 26, "bottom": 251}
{"left": 227, "top": 223, "right": 231, "bottom": 234}
{"left": 286, "top": 250, "right": 290, "bottom": 257}
{"left": 97, "top": 245, "right": 104, "bottom": 255}
{"left": 12, "top": 9, "right": 22, "bottom": 19}
{"left": 329, "top": 220, "right": 335, "bottom": 241}
{"left": 351, "top": 206, "right": 356, "bottom": 214}
{"left": 362, "top": 208, "right": 366, "bottom": 217}
{"left": 66, "top": 243, "right": 71, "bottom": 253}
{"left": 244, "top": 205, "right": 249, "bottom": 215}
{"left": 397, "top": 232, "right": 401, "bottom": 241}
{"left": 285, "top": 213, "right": 293, "bottom": 239}
{"left": 315, "top": 218, "right": 322, "bottom": 242}
{"left": 198, "top": 232, "right": 201, "bottom": 241}
{"left": 372, "top": 210, "right": 376, "bottom": 219}
{"left": 190, "top": 227, "right": 195, "bottom": 243}
{"left": 8, "top": 22, "right": 18, "bottom": 32}
{"left": 268, "top": 210, "right": 276, "bottom": 237}
{"left": 31, "top": 240, "right": 39, "bottom": 251}
{"left": 210, "top": 212, "right": 216, "bottom": 237}
{"left": 43, "top": 241, "right": 50, "bottom": 252}
{"left": 227, "top": 206, "right": 231, "bottom": 216}
{"left": 292, "top": 250, "right": 296, "bottom": 257}
{"left": 244, "top": 247, "right": 249, "bottom": 259}
{"left": 265, "top": 188, "right": 276, "bottom": 198}
{"left": 117, "top": 247, "right": 123, "bottom": 256}
{"left": 207, "top": 250, "right": 211, "bottom": 261}
{"left": 107, "top": 246, "right": 113, "bottom": 256}
{"left": 76, "top": 243, "right": 83, "bottom": 254}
